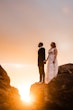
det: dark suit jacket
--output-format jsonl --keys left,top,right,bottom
{"left": 38, "top": 47, "right": 45, "bottom": 66}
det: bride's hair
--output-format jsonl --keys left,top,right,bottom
{"left": 51, "top": 42, "right": 56, "bottom": 48}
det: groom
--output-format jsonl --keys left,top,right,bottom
{"left": 38, "top": 42, "right": 45, "bottom": 83}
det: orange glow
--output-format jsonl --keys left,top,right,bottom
{"left": 17, "top": 84, "right": 32, "bottom": 104}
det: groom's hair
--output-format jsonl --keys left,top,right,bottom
{"left": 38, "top": 42, "right": 43, "bottom": 47}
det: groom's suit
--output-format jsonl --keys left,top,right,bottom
{"left": 38, "top": 47, "right": 45, "bottom": 82}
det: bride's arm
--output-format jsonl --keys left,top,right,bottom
{"left": 43, "top": 54, "right": 49, "bottom": 64}
{"left": 45, "top": 50, "right": 50, "bottom": 62}
{"left": 46, "top": 55, "right": 49, "bottom": 62}
{"left": 53, "top": 48, "right": 57, "bottom": 63}
{"left": 44, "top": 50, "right": 50, "bottom": 63}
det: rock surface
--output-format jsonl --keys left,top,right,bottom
{"left": 1, "top": 63, "right": 73, "bottom": 110}
{"left": 30, "top": 63, "right": 73, "bottom": 110}
{"left": 0, "top": 65, "right": 23, "bottom": 110}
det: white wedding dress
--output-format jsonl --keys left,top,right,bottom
{"left": 45, "top": 48, "right": 58, "bottom": 84}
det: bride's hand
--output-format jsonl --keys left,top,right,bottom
{"left": 43, "top": 60, "right": 46, "bottom": 64}
{"left": 53, "top": 60, "right": 55, "bottom": 63}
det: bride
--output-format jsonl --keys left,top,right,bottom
{"left": 45, "top": 42, "right": 58, "bottom": 83}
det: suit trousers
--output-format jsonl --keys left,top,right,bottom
{"left": 38, "top": 65, "right": 45, "bottom": 82}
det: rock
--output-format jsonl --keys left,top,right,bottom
{"left": 30, "top": 63, "right": 73, "bottom": 110}
{"left": 0, "top": 65, "right": 22, "bottom": 110}
{"left": 0, "top": 65, "right": 10, "bottom": 88}
{"left": 58, "top": 63, "right": 73, "bottom": 74}
{"left": 30, "top": 83, "right": 48, "bottom": 104}
{"left": 1, "top": 63, "right": 73, "bottom": 110}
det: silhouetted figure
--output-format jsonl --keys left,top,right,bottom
{"left": 38, "top": 42, "right": 45, "bottom": 83}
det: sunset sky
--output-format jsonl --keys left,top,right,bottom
{"left": 0, "top": 0, "right": 73, "bottom": 100}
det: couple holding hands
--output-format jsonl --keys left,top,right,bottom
{"left": 38, "top": 42, "right": 58, "bottom": 84}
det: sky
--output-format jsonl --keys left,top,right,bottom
{"left": 0, "top": 0, "right": 73, "bottom": 96}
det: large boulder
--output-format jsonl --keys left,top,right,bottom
{"left": 0, "top": 65, "right": 22, "bottom": 110}
{"left": 0, "top": 65, "right": 10, "bottom": 88}
{"left": 30, "top": 63, "right": 73, "bottom": 110}
{"left": 58, "top": 63, "right": 73, "bottom": 74}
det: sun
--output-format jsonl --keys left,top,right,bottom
{"left": 17, "top": 84, "right": 32, "bottom": 104}
{"left": 14, "top": 64, "right": 23, "bottom": 68}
